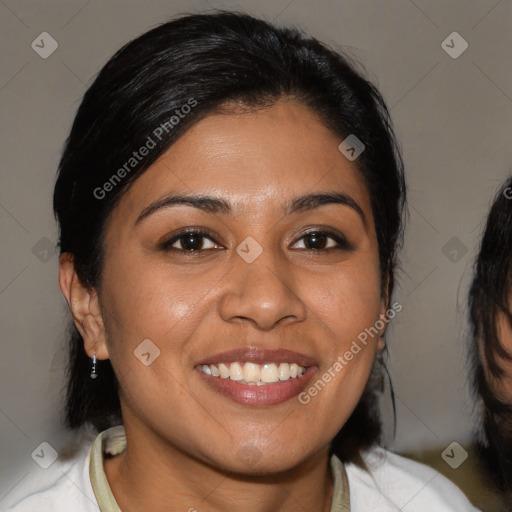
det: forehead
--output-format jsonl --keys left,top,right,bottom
{"left": 115, "top": 99, "right": 372, "bottom": 221}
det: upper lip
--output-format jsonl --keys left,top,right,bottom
{"left": 195, "top": 347, "right": 317, "bottom": 367}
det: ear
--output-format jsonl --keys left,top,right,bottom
{"left": 376, "top": 266, "right": 393, "bottom": 353}
{"left": 376, "top": 301, "right": 387, "bottom": 353}
{"left": 59, "top": 252, "right": 110, "bottom": 360}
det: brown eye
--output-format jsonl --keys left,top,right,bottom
{"left": 292, "top": 229, "right": 352, "bottom": 251}
{"left": 161, "top": 230, "right": 221, "bottom": 252}
{"left": 302, "top": 232, "right": 331, "bottom": 250}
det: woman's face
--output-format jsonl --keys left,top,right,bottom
{"left": 95, "top": 99, "right": 386, "bottom": 473}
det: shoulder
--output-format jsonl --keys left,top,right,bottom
{"left": 1, "top": 439, "right": 98, "bottom": 512}
{"left": 344, "top": 447, "right": 481, "bottom": 511}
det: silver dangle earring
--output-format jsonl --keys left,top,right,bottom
{"left": 90, "top": 353, "right": 98, "bottom": 379}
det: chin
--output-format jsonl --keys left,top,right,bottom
{"left": 200, "top": 442, "right": 320, "bottom": 477}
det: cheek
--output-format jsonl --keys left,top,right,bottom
{"left": 98, "top": 259, "right": 217, "bottom": 431}
{"left": 485, "top": 317, "right": 512, "bottom": 403}
{"left": 98, "top": 250, "right": 233, "bottom": 423}
{"left": 304, "top": 256, "right": 383, "bottom": 342}
{"left": 497, "top": 311, "right": 512, "bottom": 352}
{"left": 484, "top": 313, "right": 512, "bottom": 403}
{"left": 100, "top": 251, "right": 222, "bottom": 347}
{"left": 290, "top": 256, "right": 383, "bottom": 436}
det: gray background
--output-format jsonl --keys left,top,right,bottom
{"left": 1, "top": 0, "right": 511, "bottom": 500}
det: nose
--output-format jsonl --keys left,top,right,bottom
{"left": 218, "top": 251, "right": 307, "bottom": 331}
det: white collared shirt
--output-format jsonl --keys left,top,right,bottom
{"left": 1, "top": 426, "right": 480, "bottom": 511}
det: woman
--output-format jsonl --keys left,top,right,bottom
{"left": 469, "top": 176, "right": 512, "bottom": 499}
{"left": 3, "top": 11, "right": 478, "bottom": 511}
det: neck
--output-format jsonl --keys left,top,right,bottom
{"left": 103, "top": 425, "right": 334, "bottom": 512}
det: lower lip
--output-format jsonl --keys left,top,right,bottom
{"left": 196, "top": 367, "right": 317, "bottom": 406}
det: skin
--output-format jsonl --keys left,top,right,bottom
{"left": 487, "top": 309, "right": 512, "bottom": 408}
{"left": 59, "top": 98, "right": 387, "bottom": 512}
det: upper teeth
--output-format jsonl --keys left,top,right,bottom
{"left": 198, "top": 362, "right": 307, "bottom": 385}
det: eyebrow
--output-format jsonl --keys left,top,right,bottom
{"left": 286, "top": 192, "right": 366, "bottom": 225}
{"left": 135, "top": 192, "right": 366, "bottom": 226}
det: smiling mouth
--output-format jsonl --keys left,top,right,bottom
{"left": 197, "top": 362, "right": 308, "bottom": 385}
{"left": 194, "top": 347, "right": 317, "bottom": 405}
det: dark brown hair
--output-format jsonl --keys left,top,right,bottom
{"left": 469, "top": 176, "right": 512, "bottom": 491}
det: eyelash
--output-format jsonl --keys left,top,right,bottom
{"left": 160, "top": 227, "right": 353, "bottom": 254}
